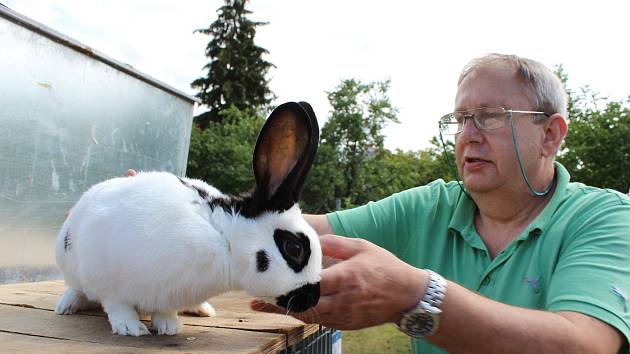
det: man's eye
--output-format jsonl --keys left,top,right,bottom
{"left": 482, "top": 117, "right": 502, "bottom": 129}
{"left": 478, "top": 110, "right": 505, "bottom": 129}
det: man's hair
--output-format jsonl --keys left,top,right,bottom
{"left": 458, "top": 53, "right": 568, "bottom": 120}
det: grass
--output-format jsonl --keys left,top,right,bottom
{"left": 341, "top": 324, "right": 412, "bottom": 354}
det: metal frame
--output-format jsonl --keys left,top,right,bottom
{"left": 0, "top": 3, "right": 200, "bottom": 105}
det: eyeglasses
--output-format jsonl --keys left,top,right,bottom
{"left": 438, "top": 107, "right": 550, "bottom": 135}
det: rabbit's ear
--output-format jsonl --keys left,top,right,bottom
{"left": 250, "top": 101, "right": 319, "bottom": 214}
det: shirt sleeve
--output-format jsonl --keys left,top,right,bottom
{"left": 546, "top": 192, "right": 630, "bottom": 352}
{"left": 326, "top": 179, "right": 454, "bottom": 257}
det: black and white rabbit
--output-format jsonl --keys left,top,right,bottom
{"left": 55, "top": 102, "right": 322, "bottom": 336}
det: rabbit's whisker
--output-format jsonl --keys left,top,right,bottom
{"left": 285, "top": 296, "right": 296, "bottom": 316}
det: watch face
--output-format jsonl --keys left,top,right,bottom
{"left": 404, "top": 312, "right": 435, "bottom": 338}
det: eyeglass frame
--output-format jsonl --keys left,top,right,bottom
{"left": 438, "top": 107, "right": 551, "bottom": 135}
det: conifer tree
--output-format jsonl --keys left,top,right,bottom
{"left": 191, "top": 0, "right": 275, "bottom": 128}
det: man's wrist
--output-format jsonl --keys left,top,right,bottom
{"left": 397, "top": 269, "right": 447, "bottom": 338}
{"left": 410, "top": 268, "right": 430, "bottom": 309}
{"left": 394, "top": 268, "right": 429, "bottom": 323}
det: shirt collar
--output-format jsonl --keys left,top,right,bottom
{"left": 448, "top": 162, "right": 571, "bottom": 241}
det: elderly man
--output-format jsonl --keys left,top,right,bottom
{"left": 252, "top": 54, "right": 630, "bottom": 354}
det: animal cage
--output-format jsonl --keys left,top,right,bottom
{"left": 0, "top": 4, "right": 199, "bottom": 284}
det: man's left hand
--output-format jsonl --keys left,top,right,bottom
{"left": 251, "top": 234, "right": 427, "bottom": 330}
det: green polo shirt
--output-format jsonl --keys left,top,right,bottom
{"left": 328, "top": 163, "right": 630, "bottom": 354}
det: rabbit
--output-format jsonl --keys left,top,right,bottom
{"left": 54, "top": 101, "right": 322, "bottom": 336}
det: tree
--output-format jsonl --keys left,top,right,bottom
{"left": 300, "top": 143, "right": 343, "bottom": 213}
{"left": 354, "top": 148, "right": 452, "bottom": 206}
{"left": 553, "top": 66, "right": 630, "bottom": 192}
{"left": 302, "top": 79, "right": 399, "bottom": 211}
{"left": 558, "top": 95, "right": 630, "bottom": 191}
{"left": 187, "top": 106, "right": 264, "bottom": 194}
{"left": 191, "top": 0, "right": 275, "bottom": 128}
{"left": 301, "top": 140, "right": 453, "bottom": 213}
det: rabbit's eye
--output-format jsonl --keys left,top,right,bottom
{"left": 274, "top": 229, "right": 311, "bottom": 272}
{"left": 284, "top": 239, "right": 304, "bottom": 262}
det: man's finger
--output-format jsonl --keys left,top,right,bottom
{"left": 250, "top": 299, "right": 325, "bottom": 324}
{"left": 311, "top": 293, "right": 338, "bottom": 315}
{"left": 320, "top": 258, "right": 365, "bottom": 296}
{"left": 319, "top": 234, "right": 366, "bottom": 260}
{"left": 125, "top": 169, "right": 138, "bottom": 177}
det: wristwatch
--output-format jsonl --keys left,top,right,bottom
{"left": 398, "top": 269, "right": 447, "bottom": 338}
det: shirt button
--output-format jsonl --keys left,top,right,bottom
{"left": 482, "top": 276, "right": 491, "bottom": 285}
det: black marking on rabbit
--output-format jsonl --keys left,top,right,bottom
{"left": 256, "top": 250, "right": 269, "bottom": 272}
{"left": 64, "top": 231, "right": 72, "bottom": 251}
{"left": 177, "top": 177, "right": 209, "bottom": 200}
{"left": 176, "top": 177, "right": 251, "bottom": 216}
{"left": 175, "top": 176, "right": 296, "bottom": 219}
{"left": 273, "top": 230, "right": 311, "bottom": 273}
{"left": 208, "top": 196, "right": 248, "bottom": 216}
{"left": 276, "top": 282, "right": 320, "bottom": 312}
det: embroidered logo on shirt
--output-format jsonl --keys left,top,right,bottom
{"left": 524, "top": 275, "right": 541, "bottom": 294}
{"left": 612, "top": 285, "right": 629, "bottom": 313}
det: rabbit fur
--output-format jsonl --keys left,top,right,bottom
{"left": 55, "top": 102, "right": 322, "bottom": 336}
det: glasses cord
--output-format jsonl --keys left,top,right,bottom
{"left": 438, "top": 130, "right": 469, "bottom": 197}
{"left": 508, "top": 113, "right": 555, "bottom": 196}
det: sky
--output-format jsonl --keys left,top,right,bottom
{"left": 3, "top": 0, "right": 629, "bottom": 150}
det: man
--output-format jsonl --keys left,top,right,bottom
{"left": 252, "top": 54, "right": 630, "bottom": 353}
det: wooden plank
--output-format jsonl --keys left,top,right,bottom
{"left": 0, "top": 304, "right": 285, "bottom": 353}
{"left": 0, "top": 332, "right": 186, "bottom": 353}
{"left": 0, "top": 281, "right": 320, "bottom": 347}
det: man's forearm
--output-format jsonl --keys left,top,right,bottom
{"left": 429, "top": 280, "right": 622, "bottom": 354}
{"left": 303, "top": 214, "right": 333, "bottom": 235}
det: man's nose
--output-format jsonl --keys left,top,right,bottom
{"left": 457, "top": 116, "right": 483, "bottom": 143}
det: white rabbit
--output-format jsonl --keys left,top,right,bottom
{"left": 55, "top": 102, "right": 322, "bottom": 336}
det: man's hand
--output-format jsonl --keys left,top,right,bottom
{"left": 251, "top": 234, "right": 427, "bottom": 330}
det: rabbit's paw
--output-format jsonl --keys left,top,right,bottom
{"left": 181, "top": 301, "right": 216, "bottom": 317}
{"left": 55, "top": 288, "right": 99, "bottom": 314}
{"left": 111, "top": 319, "right": 151, "bottom": 336}
{"left": 152, "top": 312, "right": 182, "bottom": 335}
{"left": 104, "top": 302, "right": 150, "bottom": 336}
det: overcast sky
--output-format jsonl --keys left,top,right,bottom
{"left": 4, "top": 0, "right": 629, "bottom": 150}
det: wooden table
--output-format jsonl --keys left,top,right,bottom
{"left": 0, "top": 280, "right": 323, "bottom": 353}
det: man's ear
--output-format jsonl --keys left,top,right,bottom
{"left": 541, "top": 113, "right": 568, "bottom": 158}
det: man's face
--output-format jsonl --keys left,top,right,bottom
{"left": 454, "top": 64, "right": 545, "bottom": 195}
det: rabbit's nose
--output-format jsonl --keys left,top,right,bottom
{"left": 275, "top": 282, "right": 320, "bottom": 313}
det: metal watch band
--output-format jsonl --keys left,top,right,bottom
{"left": 421, "top": 269, "right": 447, "bottom": 314}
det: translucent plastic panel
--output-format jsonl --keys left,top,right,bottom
{"left": 0, "top": 14, "right": 194, "bottom": 283}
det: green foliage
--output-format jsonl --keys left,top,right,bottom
{"left": 354, "top": 148, "right": 452, "bottom": 206}
{"left": 302, "top": 79, "right": 398, "bottom": 211}
{"left": 300, "top": 79, "right": 453, "bottom": 213}
{"left": 555, "top": 65, "right": 630, "bottom": 192}
{"left": 558, "top": 95, "right": 630, "bottom": 192}
{"left": 191, "top": 0, "right": 275, "bottom": 128}
{"left": 301, "top": 144, "right": 343, "bottom": 212}
{"left": 186, "top": 107, "right": 264, "bottom": 194}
